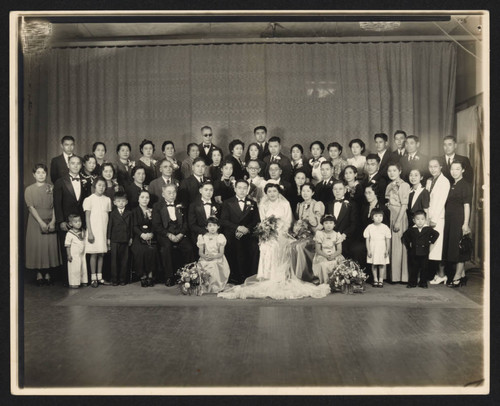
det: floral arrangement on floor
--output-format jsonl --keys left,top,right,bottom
{"left": 254, "top": 215, "right": 279, "bottom": 243}
{"left": 328, "top": 258, "right": 368, "bottom": 294}
{"left": 290, "top": 219, "right": 314, "bottom": 240}
{"left": 176, "top": 262, "right": 211, "bottom": 296}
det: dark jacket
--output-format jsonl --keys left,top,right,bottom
{"left": 107, "top": 208, "right": 132, "bottom": 243}
{"left": 188, "top": 198, "right": 221, "bottom": 242}
{"left": 178, "top": 175, "right": 205, "bottom": 209}
{"left": 402, "top": 226, "right": 440, "bottom": 257}
{"left": 224, "top": 155, "right": 247, "bottom": 181}
{"left": 50, "top": 154, "right": 70, "bottom": 185}
{"left": 263, "top": 153, "right": 293, "bottom": 183}
{"left": 198, "top": 142, "right": 220, "bottom": 166}
{"left": 152, "top": 199, "right": 188, "bottom": 239}
{"left": 400, "top": 152, "right": 430, "bottom": 183}
{"left": 220, "top": 196, "right": 260, "bottom": 238}
{"left": 326, "top": 198, "right": 359, "bottom": 240}
{"left": 362, "top": 172, "right": 388, "bottom": 202}
{"left": 314, "top": 176, "right": 336, "bottom": 207}
{"left": 53, "top": 174, "right": 86, "bottom": 226}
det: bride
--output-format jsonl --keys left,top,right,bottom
{"left": 218, "top": 183, "right": 330, "bottom": 299}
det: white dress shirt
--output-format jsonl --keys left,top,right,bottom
{"left": 70, "top": 174, "right": 81, "bottom": 201}
{"left": 63, "top": 152, "right": 73, "bottom": 167}
{"left": 202, "top": 199, "right": 212, "bottom": 218}
{"left": 333, "top": 201, "right": 342, "bottom": 219}
{"left": 165, "top": 201, "right": 176, "bottom": 221}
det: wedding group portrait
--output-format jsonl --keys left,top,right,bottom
{"left": 11, "top": 10, "right": 489, "bottom": 396}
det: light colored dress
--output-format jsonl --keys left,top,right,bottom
{"left": 426, "top": 174, "right": 450, "bottom": 261}
{"left": 312, "top": 230, "right": 344, "bottom": 283}
{"left": 218, "top": 195, "right": 331, "bottom": 299}
{"left": 24, "top": 183, "right": 61, "bottom": 269}
{"left": 291, "top": 200, "right": 324, "bottom": 281}
{"left": 64, "top": 229, "right": 88, "bottom": 286}
{"left": 309, "top": 157, "right": 327, "bottom": 185}
{"left": 83, "top": 194, "right": 112, "bottom": 253}
{"left": 385, "top": 178, "right": 411, "bottom": 282}
{"left": 363, "top": 223, "right": 391, "bottom": 265}
{"left": 197, "top": 233, "right": 230, "bottom": 293}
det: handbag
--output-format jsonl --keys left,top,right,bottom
{"left": 459, "top": 234, "right": 473, "bottom": 262}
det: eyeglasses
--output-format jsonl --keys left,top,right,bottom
{"left": 203, "top": 133, "right": 213, "bottom": 137}
{"left": 248, "top": 167, "right": 260, "bottom": 170}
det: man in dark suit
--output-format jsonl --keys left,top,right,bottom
{"left": 326, "top": 181, "right": 360, "bottom": 260}
{"left": 149, "top": 159, "right": 180, "bottom": 205}
{"left": 262, "top": 136, "right": 293, "bottom": 183}
{"left": 197, "top": 126, "right": 219, "bottom": 166}
{"left": 188, "top": 181, "right": 221, "bottom": 244}
{"left": 399, "top": 135, "right": 429, "bottom": 183}
{"left": 440, "top": 135, "right": 473, "bottom": 184}
{"left": 314, "top": 161, "right": 337, "bottom": 207}
{"left": 363, "top": 154, "right": 388, "bottom": 201}
{"left": 265, "top": 162, "right": 293, "bottom": 201}
{"left": 254, "top": 125, "right": 270, "bottom": 159}
{"left": 53, "top": 155, "right": 85, "bottom": 285}
{"left": 373, "top": 133, "right": 391, "bottom": 178}
{"left": 220, "top": 180, "right": 260, "bottom": 284}
{"left": 152, "top": 184, "right": 195, "bottom": 286}
{"left": 50, "top": 135, "right": 75, "bottom": 184}
{"left": 178, "top": 157, "right": 207, "bottom": 209}
{"left": 389, "top": 129, "right": 407, "bottom": 165}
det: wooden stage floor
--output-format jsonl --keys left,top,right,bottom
{"left": 19, "top": 269, "right": 485, "bottom": 390}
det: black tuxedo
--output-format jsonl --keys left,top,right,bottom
{"left": 178, "top": 175, "right": 205, "bottom": 209}
{"left": 400, "top": 152, "right": 430, "bottom": 183}
{"left": 326, "top": 198, "right": 360, "bottom": 259}
{"left": 152, "top": 199, "right": 194, "bottom": 280}
{"left": 377, "top": 150, "right": 392, "bottom": 179}
{"left": 263, "top": 153, "right": 293, "bottom": 183}
{"left": 188, "top": 198, "right": 221, "bottom": 243}
{"left": 389, "top": 149, "right": 405, "bottom": 165}
{"left": 402, "top": 226, "right": 440, "bottom": 285}
{"left": 50, "top": 154, "right": 70, "bottom": 185}
{"left": 363, "top": 172, "right": 388, "bottom": 202}
{"left": 440, "top": 154, "right": 473, "bottom": 184}
{"left": 314, "top": 176, "right": 336, "bottom": 207}
{"left": 256, "top": 141, "right": 270, "bottom": 160}
{"left": 220, "top": 196, "right": 260, "bottom": 283}
{"left": 198, "top": 142, "right": 219, "bottom": 166}
{"left": 107, "top": 208, "right": 132, "bottom": 283}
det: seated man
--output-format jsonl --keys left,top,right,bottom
{"left": 152, "top": 184, "right": 195, "bottom": 286}
{"left": 188, "top": 180, "right": 221, "bottom": 244}
{"left": 148, "top": 159, "right": 179, "bottom": 205}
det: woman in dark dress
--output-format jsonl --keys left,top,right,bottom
{"left": 125, "top": 166, "right": 147, "bottom": 210}
{"left": 214, "top": 161, "right": 236, "bottom": 203}
{"left": 244, "top": 143, "right": 265, "bottom": 179}
{"left": 225, "top": 139, "right": 246, "bottom": 180}
{"left": 114, "top": 142, "right": 134, "bottom": 188}
{"left": 161, "top": 140, "right": 182, "bottom": 181}
{"left": 92, "top": 142, "right": 108, "bottom": 175}
{"left": 360, "top": 184, "right": 391, "bottom": 230}
{"left": 205, "top": 147, "right": 224, "bottom": 181}
{"left": 342, "top": 165, "right": 364, "bottom": 208}
{"left": 290, "top": 169, "right": 308, "bottom": 216}
{"left": 442, "top": 161, "right": 472, "bottom": 287}
{"left": 407, "top": 168, "right": 430, "bottom": 224}
{"left": 80, "top": 154, "right": 98, "bottom": 199}
{"left": 290, "top": 144, "right": 312, "bottom": 181}
{"left": 135, "top": 139, "right": 158, "bottom": 185}
{"left": 131, "top": 190, "right": 157, "bottom": 287}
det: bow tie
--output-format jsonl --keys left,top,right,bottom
{"left": 166, "top": 203, "right": 175, "bottom": 207}
{"left": 238, "top": 199, "right": 246, "bottom": 203}
{"left": 203, "top": 202, "right": 211, "bottom": 206}
{"left": 203, "top": 144, "right": 211, "bottom": 148}
{"left": 334, "top": 199, "right": 344, "bottom": 203}
{"left": 70, "top": 176, "right": 80, "bottom": 182}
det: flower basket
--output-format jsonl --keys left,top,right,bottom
{"left": 176, "top": 261, "right": 210, "bottom": 296}
{"left": 328, "top": 259, "right": 368, "bottom": 294}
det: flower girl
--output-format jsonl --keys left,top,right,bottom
{"left": 312, "top": 215, "right": 343, "bottom": 284}
{"left": 363, "top": 208, "right": 391, "bottom": 287}
{"left": 197, "top": 216, "right": 230, "bottom": 293}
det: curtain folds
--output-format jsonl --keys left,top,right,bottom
{"left": 23, "top": 42, "right": 456, "bottom": 185}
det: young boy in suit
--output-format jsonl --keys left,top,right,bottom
{"left": 402, "top": 210, "right": 440, "bottom": 289}
{"left": 106, "top": 192, "right": 133, "bottom": 286}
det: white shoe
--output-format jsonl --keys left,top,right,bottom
{"left": 429, "top": 275, "right": 447, "bottom": 285}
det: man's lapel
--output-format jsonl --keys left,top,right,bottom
{"left": 63, "top": 176, "right": 77, "bottom": 201}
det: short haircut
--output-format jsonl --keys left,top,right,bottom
{"left": 413, "top": 210, "right": 427, "bottom": 218}
{"left": 32, "top": 163, "right": 48, "bottom": 173}
{"left": 187, "top": 142, "right": 199, "bottom": 154}
{"left": 162, "top": 140, "right": 175, "bottom": 152}
{"left": 131, "top": 165, "right": 146, "bottom": 177}
{"left": 139, "top": 139, "right": 155, "bottom": 154}
{"left": 268, "top": 136, "right": 281, "bottom": 144}
{"left": 300, "top": 183, "right": 315, "bottom": 193}
{"left": 327, "top": 142, "right": 343, "bottom": 154}
{"left": 201, "top": 125, "right": 212, "bottom": 132}
{"left": 370, "top": 208, "right": 385, "bottom": 219}
{"left": 138, "top": 189, "right": 151, "bottom": 197}
{"left": 365, "top": 153, "right": 381, "bottom": 163}
{"left": 209, "top": 147, "right": 223, "bottom": 160}
{"left": 294, "top": 168, "right": 308, "bottom": 178}
{"left": 82, "top": 153, "right": 96, "bottom": 164}
{"left": 365, "top": 183, "right": 380, "bottom": 196}
{"left": 162, "top": 183, "right": 178, "bottom": 192}
{"left": 92, "top": 141, "right": 106, "bottom": 153}
{"left": 332, "top": 180, "right": 345, "bottom": 188}
{"left": 94, "top": 176, "right": 107, "bottom": 186}
{"left": 68, "top": 155, "right": 82, "bottom": 164}
{"left": 158, "top": 158, "right": 173, "bottom": 168}
{"left": 349, "top": 138, "right": 366, "bottom": 153}
{"left": 206, "top": 216, "right": 219, "bottom": 225}
{"left": 388, "top": 162, "right": 402, "bottom": 172}
{"left": 320, "top": 160, "right": 333, "bottom": 168}
{"left": 235, "top": 179, "right": 249, "bottom": 188}
{"left": 443, "top": 135, "right": 457, "bottom": 143}
{"left": 254, "top": 125, "right": 267, "bottom": 134}
{"left": 393, "top": 130, "right": 407, "bottom": 138}
{"left": 264, "top": 182, "right": 281, "bottom": 194}
{"left": 67, "top": 213, "right": 81, "bottom": 223}
{"left": 101, "top": 163, "right": 115, "bottom": 176}
{"left": 246, "top": 159, "right": 261, "bottom": 168}
{"left": 228, "top": 139, "right": 245, "bottom": 153}
{"left": 406, "top": 135, "right": 419, "bottom": 143}
{"left": 290, "top": 144, "right": 304, "bottom": 154}
{"left": 113, "top": 191, "right": 128, "bottom": 201}
{"left": 409, "top": 168, "right": 423, "bottom": 176}
{"left": 221, "top": 160, "right": 234, "bottom": 169}
{"left": 321, "top": 214, "right": 336, "bottom": 225}
{"left": 309, "top": 141, "right": 325, "bottom": 153}
{"left": 116, "top": 142, "right": 132, "bottom": 154}
{"left": 199, "top": 180, "right": 214, "bottom": 189}
{"left": 268, "top": 162, "right": 282, "bottom": 170}
{"left": 374, "top": 133, "right": 388, "bottom": 142}
{"left": 450, "top": 160, "right": 465, "bottom": 169}
{"left": 192, "top": 157, "right": 206, "bottom": 166}
{"left": 429, "top": 156, "right": 442, "bottom": 165}
{"left": 61, "top": 135, "right": 75, "bottom": 144}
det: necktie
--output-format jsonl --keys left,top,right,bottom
{"left": 409, "top": 155, "right": 413, "bottom": 162}
{"left": 119, "top": 209, "right": 123, "bottom": 216}
{"left": 70, "top": 176, "right": 80, "bottom": 182}
{"left": 447, "top": 157, "right": 452, "bottom": 168}
{"left": 429, "top": 176, "right": 438, "bottom": 193}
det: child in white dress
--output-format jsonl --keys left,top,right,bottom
{"left": 64, "top": 214, "right": 88, "bottom": 288}
{"left": 83, "top": 177, "right": 112, "bottom": 286}
{"left": 197, "top": 217, "right": 230, "bottom": 293}
{"left": 363, "top": 208, "right": 392, "bottom": 288}
{"left": 312, "top": 215, "right": 343, "bottom": 284}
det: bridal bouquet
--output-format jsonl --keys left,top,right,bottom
{"left": 176, "top": 262, "right": 211, "bottom": 296}
{"left": 328, "top": 259, "right": 368, "bottom": 294}
{"left": 291, "top": 219, "right": 313, "bottom": 240}
{"left": 254, "top": 215, "right": 279, "bottom": 243}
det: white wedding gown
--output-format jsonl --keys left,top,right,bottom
{"left": 218, "top": 195, "right": 331, "bottom": 300}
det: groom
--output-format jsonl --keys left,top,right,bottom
{"left": 220, "top": 180, "right": 260, "bottom": 284}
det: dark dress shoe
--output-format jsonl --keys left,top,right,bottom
{"left": 36, "top": 279, "right": 44, "bottom": 287}
{"left": 147, "top": 278, "right": 154, "bottom": 287}
{"left": 91, "top": 280, "right": 99, "bottom": 288}
{"left": 140, "top": 278, "right": 148, "bottom": 287}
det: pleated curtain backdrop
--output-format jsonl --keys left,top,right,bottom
{"left": 23, "top": 42, "right": 456, "bottom": 185}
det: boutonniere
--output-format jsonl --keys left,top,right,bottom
{"left": 371, "top": 180, "right": 377, "bottom": 184}
{"left": 112, "top": 179, "right": 120, "bottom": 192}
{"left": 127, "top": 160, "right": 136, "bottom": 169}
{"left": 152, "top": 159, "right": 157, "bottom": 165}
{"left": 145, "top": 208, "right": 153, "bottom": 220}
{"left": 143, "top": 185, "right": 149, "bottom": 191}
{"left": 172, "top": 160, "right": 179, "bottom": 170}
{"left": 175, "top": 204, "right": 183, "bottom": 210}
{"left": 414, "top": 156, "right": 420, "bottom": 161}
{"left": 81, "top": 178, "right": 88, "bottom": 187}
{"left": 46, "top": 184, "right": 53, "bottom": 194}
{"left": 279, "top": 184, "right": 285, "bottom": 190}
{"left": 229, "top": 176, "right": 236, "bottom": 187}
{"left": 211, "top": 206, "right": 218, "bottom": 215}
{"left": 343, "top": 200, "right": 350, "bottom": 207}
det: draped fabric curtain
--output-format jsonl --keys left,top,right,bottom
{"left": 23, "top": 42, "right": 456, "bottom": 186}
